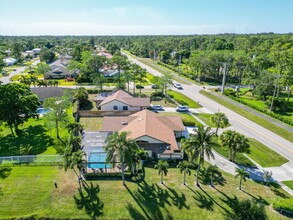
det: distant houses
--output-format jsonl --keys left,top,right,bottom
{"left": 3, "top": 57, "right": 18, "bottom": 66}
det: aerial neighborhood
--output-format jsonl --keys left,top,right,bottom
{"left": 0, "top": 1, "right": 292, "bottom": 219}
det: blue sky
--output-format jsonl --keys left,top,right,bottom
{"left": 0, "top": 0, "right": 292, "bottom": 35}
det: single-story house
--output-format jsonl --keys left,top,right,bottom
{"left": 32, "top": 48, "right": 41, "bottom": 54}
{"left": 101, "top": 109, "right": 185, "bottom": 157}
{"left": 44, "top": 56, "right": 78, "bottom": 79}
{"left": 3, "top": 57, "right": 18, "bottom": 66}
{"left": 97, "top": 90, "right": 150, "bottom": 111}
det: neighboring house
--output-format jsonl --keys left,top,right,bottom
{"left": 22, "top": 50, "right": 35, "bottom": 58}
{"left": 101, "top": 109, "right": 185, "bottom": 157}
{"left": 32, "top": 48, "right": 41, "bottom": 54}
{"left": 31, "top": 87, "right": 72, "bottom": 102}
{"left": 5, "top": 49, "right": 12, "bottom": 56}
{"left": 97, "top": 90, "right": 150, "bottom": 111}
{"left": 3, "top": 57, "right": 18, "bottom": 66}
{"left": 44, "top": 55, "right": 78, "bottom": 79}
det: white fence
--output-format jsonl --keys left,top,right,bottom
{"left": 0, "top": 155, "right": 63, "bottom": 165}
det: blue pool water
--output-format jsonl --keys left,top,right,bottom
{"left": 36, "top": 108, "right": 50, "bottom": 115}
{"left": 88, "top": 152, "right": 112, "bottom": 169}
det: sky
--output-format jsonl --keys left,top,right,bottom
{"left": 0, "top": 0, "right": 292, "bottom": 35}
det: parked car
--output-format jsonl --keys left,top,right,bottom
{"left": 136, "top": 85, "right": 144, "bottom": 89}
{"left": 173, "top": 83, "right": 183, "bottom": 89}
{"left": 151, "top": 105, "right": 164, "bottom": 111}
{"left": 176, "top": 105, "right": 189, "bottom": 112}
{"left": 151, "top": 84, "right": 159, "bottom": 89}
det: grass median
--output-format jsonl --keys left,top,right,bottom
{"left": 200, "top": 90, "right": 293, "bottom": 143}
{"left": 167, "top": 90, "right": 201, "bottom": 108}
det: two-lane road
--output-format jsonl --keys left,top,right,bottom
{"left": 123, "top": 53, "right": 293, "bottom": 165}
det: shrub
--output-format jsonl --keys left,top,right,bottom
{"left": 273, "top": 197, "right": 293, "bottom": 213}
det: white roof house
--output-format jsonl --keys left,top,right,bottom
{"left": 32, "top": 48, "right": 41, "bottom": 54}
{"left": 3, "top": 57, "right": 18, "bottom": 66}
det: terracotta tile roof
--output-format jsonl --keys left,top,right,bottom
{"left": 101, "top": 110, "right": 185, "bottom": 153}
{"left": 99, "top": 90, "right": 150, "bottom": 107}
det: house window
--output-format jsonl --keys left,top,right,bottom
{"left": 113, "top": 106, "right": 118, "bottom": 110}
{"left": 123, "top": 106, "right": 128, "bottom": 110}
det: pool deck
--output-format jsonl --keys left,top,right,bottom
{"left": 86, "top": 166, "right": 121, "bottom": 174}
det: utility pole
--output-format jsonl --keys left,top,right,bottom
{"left": 153, "top": 49, "right": 156, "bottom": 61}
{"left": 221, "top": 63, "right": 227, "bottom": 95}
{"left": 178, "top": 54, "right": 181, "bottom": 76}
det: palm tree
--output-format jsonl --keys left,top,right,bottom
{"left": 65, "top": 150, "right": 87, "bottom": 183}
{"left": 29, "top": 75, "right": 38, "bottom": 87}
{"left": 263, "top": 170, "right": 273, "bottom": 187}
{"left": 220, "top": 130, "right": 238, "bottom": 161}
{"left": 211, "top": 112, "right": 229, "bottom": 135}
{"left": 105, "top": 131, "right": 139, "bottom": 186}
{"left": 66, "top": 122, "right": 84, "bottom": 137}
{"left": 205, "top": 164, "right": 221, "bottom": 187}
{"left": 235, "top": 167, "right": 250, "bottom": 190}
{"left": 111, "top": 53, "right": 128, "bottom": 89}
{"left": 220, "top": 130, "right": 249, "bottom": 162}
{"left": 177, "top": 160, "right": 192, "bottom": 185}
{"left": 18, "top": 75, "right": 31, "bottom": 85}
{"left": 131, "top": 148, "right": 148, "bottom": 176}
{"left": 131, "top": 64, "right": 141, "bottom": 94}
{"left": 233, "top": 134, "right": 249, "bottom": 161}
{"left": 154, "top": 160, "right": 169, "bottom": 184}
{"left": 137, "top": 68, "right": 146, "bottom": 95}
{"left": 181, "top": 125, "right": 217, "bottom": 187}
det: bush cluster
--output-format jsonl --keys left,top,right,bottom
{"left": 273, "top": 197, "right": 293, "bottom": 214}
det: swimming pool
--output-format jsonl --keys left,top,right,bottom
{"left": 88, "top": 152, "right": 112, "bottom": 169}
{"left": 36, "top": 108, "right": 50, "bottom": 115}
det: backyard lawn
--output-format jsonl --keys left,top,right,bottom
{"left": 79, "top": 117, "right": 103, "bottom": 131}
{"left": 0, "top": 163, "right": 290, "bottom": 219}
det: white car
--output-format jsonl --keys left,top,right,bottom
{"left": 176, "top": 105, "right": 189, "bottom": 112}
{"left": 151, "top": 105, "right": 164, "bottom": 111}
{"left": 173, "top": 83, "right": 183, "bottom": 89}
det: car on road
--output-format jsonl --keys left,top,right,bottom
{"left": 173, "top": 83, "right": 183, "bottom": 89}
{"left": 176, "top": 105, "right": 189, "bottom": 112}
{"left": 136, "top": 85, "right": 144, "bottom": 89}
{"left": 151, "top": 105, "right": 164, "bottom": 111}
{"left": 151, "top": 84, "right": 159, "bottom": 89}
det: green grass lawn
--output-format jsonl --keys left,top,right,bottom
{"left": 213, "top": 143, "right": 255, "bottom": 167}
{"left": 200, "top": 90, "right": 293, "bottom": 143}
{"left": 79, "top": 117, "right": 103, "bottom": 131}
{"left": 282, "top": 181, "right": 293, "bottom": 190}
{"left": 196, "top": 113, "right": 216, "bottom": 127}
{"left": 246, "top": 139, "right": 288, "bottom": 167}
{"left": 0, "top": 163, "right": 289, "bottom": 219}
{"left": 213, "top": 138, "right": 288, "bottom": 168}
{"left": 159, "top": 112, "right": 200, "bottom": 126}
{"left": 167, "top": 90, "right": 201, "bottom": 108}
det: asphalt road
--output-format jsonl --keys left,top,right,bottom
{"left": 1, "top": 59, "right": 40, "bottom": 84}
{"left": 123, "top": 53, "right": 293, "bottom": 165}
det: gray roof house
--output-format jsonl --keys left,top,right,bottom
{"left": 44, "top": 55, "right": 79, "bottom": 79}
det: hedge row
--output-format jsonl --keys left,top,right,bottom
{"left": 224, "top": 91, "right": 293, "bottom": 126}
{"left": 273, "top": 197, "right": 293, "bottom": 214}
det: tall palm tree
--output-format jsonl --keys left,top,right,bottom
{"left": 181, "top": 125, "right": 217, "bottom": 187}
{"left": 235, "top": 167, "right": 250, "bottom": 190}
{"left": 211, "top": 112, "right": 229, "bottom": 135}
{"left": 65, "top": 150, "right": 87, "bottom": 183}
{"left": 154, "top": 160, "right": 169, "bottom": 184}
{"left": 220, "top": 130, "right": 238, "bottom": 161}
{"left": 220, "top": 130, "right": 249, "bottom": 162}
{"left": 205, "top": 164, "right": 221, "bottom": 187}
{"left": 29, "top": 75, "right": 39, "bottom": 87}
{"left": 177, "top": 160, "right": 192, "bottom": 185}
{"left": 105, "top": 131, "right": 139, "bottom": 186}
{"left": 111, "top": 53, "right": 128, "bottom": 89}
{"left": 233, "top": 134, "right": 249, "bottom": 161}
